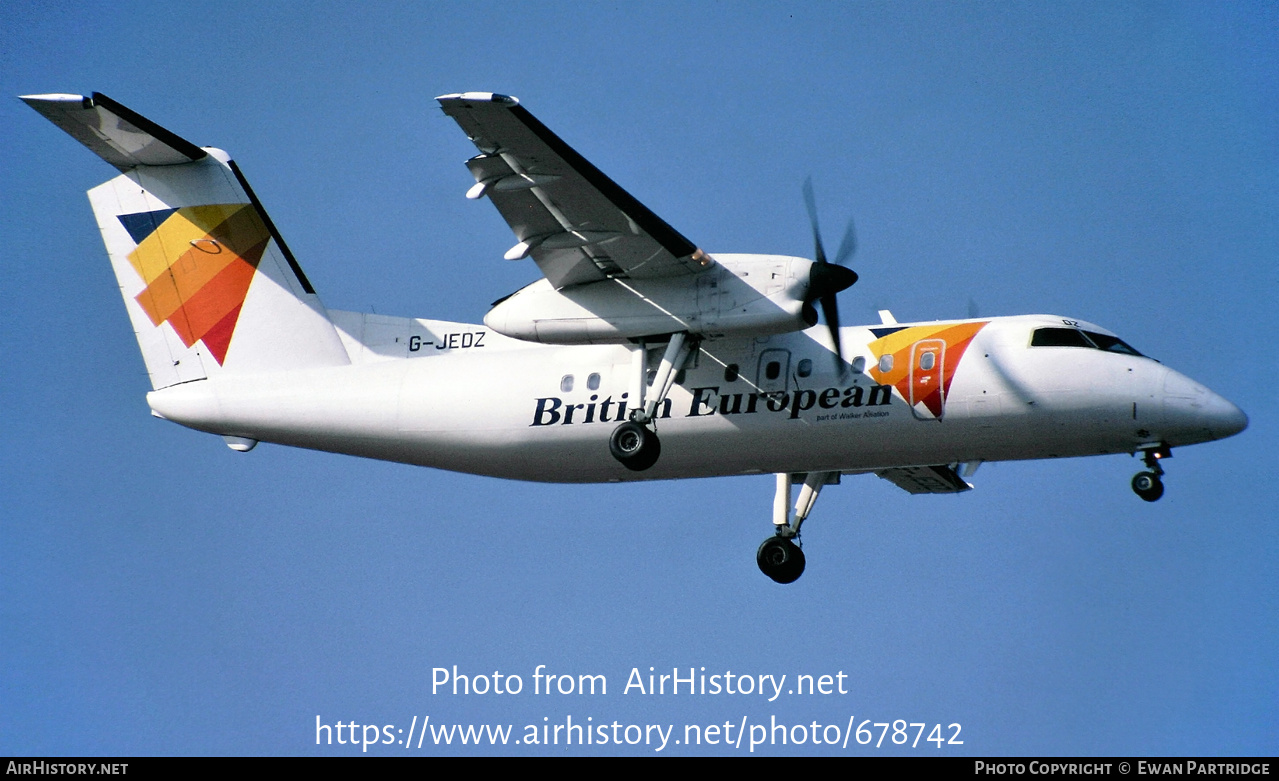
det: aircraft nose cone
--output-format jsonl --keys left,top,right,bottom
{"left": 1161, "top": 369, "right": 1248, "bottom": 443}
{"left": 1202, "top": 391, "right": 1248, "bottom": 439}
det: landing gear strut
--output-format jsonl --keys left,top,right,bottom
{"left": 609, "top": 333, "right": 694, "bottom": 471}
{"left": 1132, "top": 444, "right": 1169, "bottom": 502}
{"left": 757, "top": 471, "right": 838, "bottom": 583}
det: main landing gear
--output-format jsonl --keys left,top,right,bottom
{"left": 1131, "top": 444, "right": 1170, "bottom": 502}
{"left": 757, "top": 471, "right": 838, "bottom": 584}
{"left": 609, "top": 421, "right": 660, "bottom": 471}
{"left": 609, "top": 332, "right": 695, "bottom": 472}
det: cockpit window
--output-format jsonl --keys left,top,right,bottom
{"left": 1030, "top": 328, "right": 1093, "bottom": 348}
{"left": 1030, "top": 327, "right": 1144, "bottom": 357}
{"left": 1083, "top": 331, "right": 1143, "bottom": 356}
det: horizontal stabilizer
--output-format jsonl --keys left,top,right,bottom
{"left": 26, "top": 91, "right": 351, "bottom": 390}
{"left": 876, "top": 464, "right": 973, "bottom": 494}
{"left": 20, "top": 92, "right": 206, "bottom": 171}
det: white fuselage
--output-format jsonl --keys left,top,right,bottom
{"left": 145, "top": 313, "right": 1246, "bottom": 483}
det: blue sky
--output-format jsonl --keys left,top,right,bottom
{"left": 2, "top": 1, "right": 1274, "bottom": 756}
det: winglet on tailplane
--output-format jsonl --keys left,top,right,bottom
{"left": 23, "top": 93, "right": 350, "bottom": 390}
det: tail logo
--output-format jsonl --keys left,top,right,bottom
{"left": 119, "top": 204, "right": 270, "bottom": 365}
{"left": 868, "top": 321, "right": 988, "bottom": 419}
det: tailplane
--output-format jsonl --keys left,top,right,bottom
{"left": 23, "top": 93, "right": 350, "bottom": 389}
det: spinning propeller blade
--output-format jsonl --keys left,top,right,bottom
{"left": 802, "top": 177, "right": 858, "bottom": 373}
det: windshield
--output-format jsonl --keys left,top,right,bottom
{"left": 1083, "top": 331, "right": 1143, "bottom": 356}
{"left": 1030, "top": 327, "right": 1144, "bottom": 357}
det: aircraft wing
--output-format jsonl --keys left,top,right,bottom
{"left": 437, "top": 92, "right": 714, "bottom": 289}
{"left": 875, "top": 465, "right": 973, "bottom": 494}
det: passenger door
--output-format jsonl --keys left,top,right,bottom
{"left": 909, "top": 339, "right": 946, "bottom": 420}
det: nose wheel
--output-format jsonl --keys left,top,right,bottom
{"left": 1131, "top": 444, "right": 1170, "bottom": 502}
{"left": 1132, "top": 472, "right": 1164, "bottom": 502}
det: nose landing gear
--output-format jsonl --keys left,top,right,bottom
{"left": 1132, "top": 444, "right": 1170, "bottom": 502}
{"left": 1132, "top": 471, "right": 1164, "bottom": 502}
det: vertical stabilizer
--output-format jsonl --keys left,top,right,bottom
{"left": 24, "top": 93, "right": 350, "bottom": 389}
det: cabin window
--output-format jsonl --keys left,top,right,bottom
{"left": 797, "top": 358, "right": 813, "bottom": 378}
{"left": 560, "top": 374, "right": 574, "bottom": 392}
{"left": 674, "top": 369, "right": 686, "bottom": 385}
{"left": 765, "top": 361, "right": 781, "bottom": 380}
{"left": 724, "top": 363, "right": 740, "bottom": 382}
{"left": 851, "top": 356, "right": 866, "bottom": 374}
{"left": 919, "top": 351, "right": 936, "bottom": 371}
{"left": 878, "top": 354, "right": 894, "bottom": 373}
{"left": 587, "top": 372, "right": 601, "bottom": 390}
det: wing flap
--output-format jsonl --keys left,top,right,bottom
{"left": 437, "top": 92, "right": 712, "bottom": 288}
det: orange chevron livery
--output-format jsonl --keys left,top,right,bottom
{"left": 123, "top": 204, "right": 271, "bottom": 365}
{"left": 868, "top": 321, "right": 989, "bottom": 420}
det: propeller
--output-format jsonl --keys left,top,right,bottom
{"left": 802, "top": 177, "right": 859, "bottom": 373}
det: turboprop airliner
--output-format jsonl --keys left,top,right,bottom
{"left": 23, "top": 91, "right": 1248, "bottom": 583}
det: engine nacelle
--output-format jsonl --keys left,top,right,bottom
{"left": 484, "top": 254, "right": 820, "bottom": 344}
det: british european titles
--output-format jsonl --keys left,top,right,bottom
{"left": 531, "top": 382, "right": 893, "bottom": 426}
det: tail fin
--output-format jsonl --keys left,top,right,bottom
{"left": 23, "top": 93, "right": 350, "bottom": 389}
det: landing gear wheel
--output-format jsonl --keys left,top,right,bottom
{"left": 1132, "top": 471, "right": 1164, "bottom": 502}
{"left": 756, "top": 536, "right": 806, "bottom": 584}
{"left": 609, "top": 421, "right": 661, "bottom": 471}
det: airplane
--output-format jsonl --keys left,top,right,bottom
{"left": 22, "top": 91, "right": 1248, "bottom": 584}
